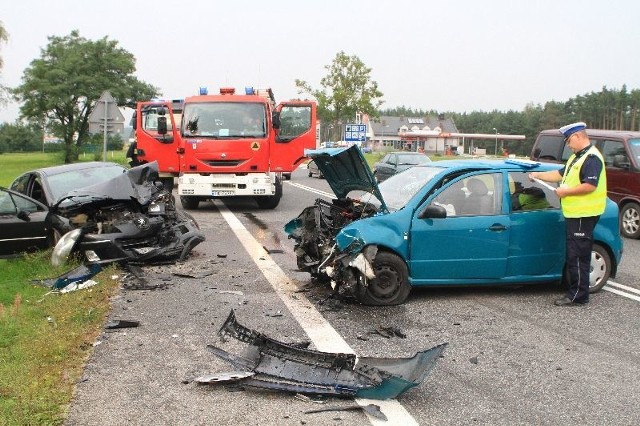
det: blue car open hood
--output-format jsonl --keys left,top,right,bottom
{"left": 306, "top": 146, "right": 387, "bottom": 212}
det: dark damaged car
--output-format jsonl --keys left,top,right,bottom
{"left": 285, "top": 146, "right": 623, "bottom": 306}
{"left": 49, "top": 162, "right": 205, "bottom": 266}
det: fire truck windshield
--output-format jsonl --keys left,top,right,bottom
{"left": 182, "top": 102, "right": 266, "bottom": 139}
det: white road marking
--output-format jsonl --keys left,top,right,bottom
{"left": 285, "top": 181, "right": 334, "bottom": 198}
{"left": 604, "top": 280, "right": 640, "bottom": 302}
{"left": 215, "top": 200, "right": 419, "bottom": 426}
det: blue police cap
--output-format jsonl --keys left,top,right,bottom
{"left": 559, "top": 122, "right": 587, "bottom": 138}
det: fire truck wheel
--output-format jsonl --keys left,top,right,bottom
{"left": 180, "top": 196, "right": 200, "bottom": 210}
{"left": 255, "top": 177, "right": 282, "bottom": 209}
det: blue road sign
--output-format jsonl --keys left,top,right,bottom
{"left": 344, "top": 124, "right": 367, "bottom": 142}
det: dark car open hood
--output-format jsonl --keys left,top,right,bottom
{"left": 306, "top": 146, "right": 387, "bottom": 212}
{"left": 55, "top": 162, "right": 161, "bottom": 208}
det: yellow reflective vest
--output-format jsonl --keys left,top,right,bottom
{"left": 561, "top": 146, "right": 607, "bottom": 218}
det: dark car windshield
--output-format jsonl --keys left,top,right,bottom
{"left": 397, "top": 153, "right": 431, "bottom": 165}
{"left": 47, "top": 165, "right": 126, "bottom": 202}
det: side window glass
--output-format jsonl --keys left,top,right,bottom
{"left": 31, "top": 177, "right": 45, "bottom": 204}
{"left": 13, "top": 193, "right": 41, "bottom": 213}
{"left": 0, "top": 190, "right": 17, "bottom": 215}
{"left": 278, "top": 105, "right": 311, "bottom": 140}
{"left": 600, "top": 140, "right": 627, "bottom": 168}
{"left": 10, "top": 174, "right": 30, "bottom": 193}
{"left": 509, "top": 172, "right": 558, "bottom": 212}
{"left": 432, "top": 180, "right": 466, "bottom": 216}
{"left": 433, "top": 173, "right": 502, "bottom": 216}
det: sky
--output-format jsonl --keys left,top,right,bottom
{"left": 1, "top": 0, "right": 640, "bottom": 124}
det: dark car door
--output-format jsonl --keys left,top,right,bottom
{"left": 0, "top": 188, "right": 51, "bottom": 257}
{"left": 409, "top": 172, "right": 509, "bottom": 282}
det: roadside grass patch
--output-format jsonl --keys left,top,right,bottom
{"left": 0, "top": 150, "right": 128, "bottom": 187}
{"left": 0, "top": 251, "right": 120, "bottom": 425}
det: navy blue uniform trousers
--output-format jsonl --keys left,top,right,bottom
{"left": 564, "top": 216, "right": 600, "bottom": 303}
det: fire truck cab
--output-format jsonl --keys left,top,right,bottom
{"left": 131, "top": 87, "right": 316, "bottom": 209}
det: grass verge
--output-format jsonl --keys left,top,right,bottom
{"left": 0, "top": 251, "right": 120, "bottom": 425}
{"left": 0, "top": 150, "right": 128, "bottom": 187}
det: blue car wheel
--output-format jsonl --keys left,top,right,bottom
{"left": 357, "top": 251, "right": 411, "bottom": 306}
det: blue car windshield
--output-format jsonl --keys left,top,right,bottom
{"left": 360, "top": 165, "right": 442, "bottom": 212}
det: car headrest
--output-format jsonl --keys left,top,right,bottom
{"left": 467, "top": 178, "right": 488, "bottom": 196}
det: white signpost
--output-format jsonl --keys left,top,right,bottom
{"left": 88, "top": 91, "right": 125, "bottom": 161}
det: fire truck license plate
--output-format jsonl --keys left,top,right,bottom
{"left": 212, "top": 190, "right": 235, "bottom": 196}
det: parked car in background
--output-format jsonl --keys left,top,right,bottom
{"left": 286, "top": 146, "right": 622, "bottom": 306}
{"left": 307, "top": 159, "right": 324, "bottom": 178}
{"left": 0, "top": 187, "right": 53, "bottom": 258}
{"left": 531, "top": 128, "right": 640, "bottom": 238}
{"left": 373, "top": 152, "right": 431, "bottom": 182}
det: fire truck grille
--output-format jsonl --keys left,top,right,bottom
{"left": 202, "top": 160, "right": 245, "bottom": 167}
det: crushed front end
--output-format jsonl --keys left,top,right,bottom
{"left": 285, "top": 196, "right": 379, "bottom": 296}
{"left": 51, "top": 162, "right": 205, "bottom": 266}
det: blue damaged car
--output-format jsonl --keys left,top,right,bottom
{"left": 285, "top": 146, "right": 623, "bottom": 306}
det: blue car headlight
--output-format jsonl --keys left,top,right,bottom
{"left": 51, "top": 228, "right": 82, "bottom": 267}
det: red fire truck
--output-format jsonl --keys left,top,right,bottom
{"left": 130, "top": 87, "right": 316, "bottom": 209}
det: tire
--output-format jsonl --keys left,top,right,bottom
{"left": 589, "top": 243, "right": 611, "bottom": 293}
{"left": 255, "top": 176, "right": 282, "bottom": 209}
{"left": 619, "top": 202, "right": 640, "bottom": 239}
{"left": 308, "top": 171, "right": 313, "bottom": 177}
{"left": 180, "top": 196, "right": 200, "bottom": 210}
{"left": 356, "top": 251, "right": 411, "bottom": 306}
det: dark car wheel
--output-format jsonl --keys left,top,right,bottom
{"left": 620, "top": 202, "right": 640, "bottom": 239}
{"left": 357, "top": 251, "right": 411, "bottom": 306}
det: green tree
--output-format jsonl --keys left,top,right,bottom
{"left": 295, "top": 51, "right": 383, "bottom": 142}
{"left": 0, "top": 121, "right": 43, "bottom": 153}
{"left": 13, "top": 30, "right": 158, "bottom": 163}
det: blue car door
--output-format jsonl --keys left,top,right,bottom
{"left": 409, "top": 172, "right": 510, "bottom": 283}
{"left": 505, "top": 172, "right": 565, "bottom": 277}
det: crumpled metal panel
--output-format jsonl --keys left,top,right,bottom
{"left": 200, "top": 310, "right": 447, "bottom": 400}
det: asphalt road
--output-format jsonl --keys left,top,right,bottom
{"left": 65, "top": 168, "right": 640, "bottom": 426}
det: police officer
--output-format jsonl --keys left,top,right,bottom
{"left": 529, "top": 122, "right": 607, "bottom": 306}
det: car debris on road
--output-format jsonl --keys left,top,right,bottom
{"left": 195, "top": 310, "right": 447, "bottom": 400}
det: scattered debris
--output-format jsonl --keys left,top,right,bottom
{"left": 60, "top": 279, "right": 99, "bottom": 293}
{"left": 197, "top": 310, "right": 447, "bottom": 400}
{"left": 172, "top": 271, "right": 214, "bottom": 279}
{"left": 372, "top": 326, "right": 407, "bottom": 339}
{"left": 218, "top": 290, "right": 244, "bottom": 296}
{"left": 217, "top": 254, "right": 228, "bottom": 258}
{"left": 38, "top": 263, "right": 102, "bottom": 290}
{"left": 469, "top": 356, "right": 478, "bottom": 365}
{"left": 105, "top": 320, "right": 140, "bottom": 330}
{"left": 304, "top": 404, "right": 388, "bottom": 421}
{"left": 263, "top": 246, "right": 284, "bottom": 254}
